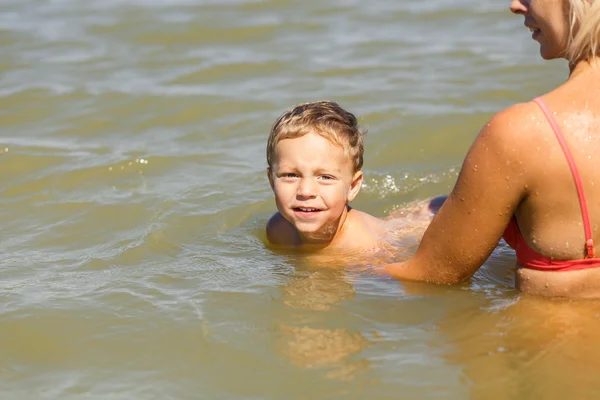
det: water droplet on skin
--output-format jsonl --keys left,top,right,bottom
{"left": 566, "top": 242, "right": 570, "bottom": 248}
{"left": 532, "top": 238, "right": 537, "bottom": 244}
{"left": 505, "top": 176, "right": 510, "bottom": 181}
{"left": 473, "top": 165, "right": 478, "bottom": 172}
{"left": 545, "top": 282, "right": 549, "bottom": 288}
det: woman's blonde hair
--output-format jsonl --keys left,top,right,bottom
{"left": 267, "top": 101, "right": 366, "bottom": 172}
{"left": 567, "top": 0, "right": 600, "bottom": 63}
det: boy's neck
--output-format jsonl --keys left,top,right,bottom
{"left": 297, "top": 206, "right": 353, "bottom": 249}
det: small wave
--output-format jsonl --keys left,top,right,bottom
{"left": 362, "top": 168, "right": 458, "bottom": 198}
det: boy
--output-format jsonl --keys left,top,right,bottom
{"left": 265, "top": 100, "right": 445, "bottom": 251}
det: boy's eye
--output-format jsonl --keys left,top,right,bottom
{"left": 319, "top": 175, "right": 335, "bottom": 180}
{"left": 281, "top": 173, "right": 298, "bottom": 178}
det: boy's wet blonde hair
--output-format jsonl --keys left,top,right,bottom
{"left": 267, "top": 101, "right": 366, "bottom": 172}
{"left": 567, "top": 0, "right": 600, "bottom": 63}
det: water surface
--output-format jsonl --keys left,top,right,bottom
{"left": 2, "top": 1, "right": 596, "bottom": 399}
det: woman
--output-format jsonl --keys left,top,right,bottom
{"left": 385, "top": 0, "right": 600, "bottom": 298}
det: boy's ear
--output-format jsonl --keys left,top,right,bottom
{"left": 267, "top": 167, "right": 274, "bottom": 190}
{"left": 347, "top": 170, "right": 363, "bottom": 203}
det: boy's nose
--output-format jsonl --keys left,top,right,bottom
{"left": 297, "top": 178, "right": 317, "bottom": 199}
{"left": 509, "top": 0, "right": 527, "bottom": 14}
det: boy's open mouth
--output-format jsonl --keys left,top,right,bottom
{"left": 293, "top": 207, "right": 321, "bottom": 213}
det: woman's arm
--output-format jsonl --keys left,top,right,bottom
{"left": 386, "top": 104, "right": 532, "bottom": 284}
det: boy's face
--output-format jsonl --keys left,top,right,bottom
{"left": 268, "top": 132, "right": 363, "bottom": 245}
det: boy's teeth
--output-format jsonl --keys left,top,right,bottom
{"left": 299, "top": 207, "right": 317, "bottom": 211}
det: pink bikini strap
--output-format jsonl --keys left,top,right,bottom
{"left": 533, "top": 97, "right": 595, "bottom": 258}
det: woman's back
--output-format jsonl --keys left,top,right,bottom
{"left": 506, "top": 70, "right": 600, "bottom": 296}
{"left": 516, "top": 74, "right": 600, "bottom": 257}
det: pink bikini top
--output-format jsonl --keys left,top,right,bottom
{"left": 502, "top": 97, "right": 598, "bottom": 271}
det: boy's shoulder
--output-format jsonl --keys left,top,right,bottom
{"left": 266, "top": 212, "right": 299, "bottom": 246}
{"left": 265, "top": 208, "right": 387, "bottom": 250}
{"left": 341, "top": 208, "right": 386, "bottom": 246}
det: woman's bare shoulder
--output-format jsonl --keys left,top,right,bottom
{"left": 483, "top": 101, "right": 543, "bottom": 141}
{"left": 472, "top": 100, "right": 550, "bottom": 172}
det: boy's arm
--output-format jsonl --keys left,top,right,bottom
{"left": 266, "top": 212, "right": 299, "bottom": 246}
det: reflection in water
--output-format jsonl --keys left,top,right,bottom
{"left": 277, "top": 325, "right": 370, "bottom": 381}
{"left": 276, "top": 269, "right": 370, "bottom": 381}
{"left": 281, "top": 270, "right": 355, "bottom": 311}
{"left": 441, "top": 294, "right": 600, "bottom": 399}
